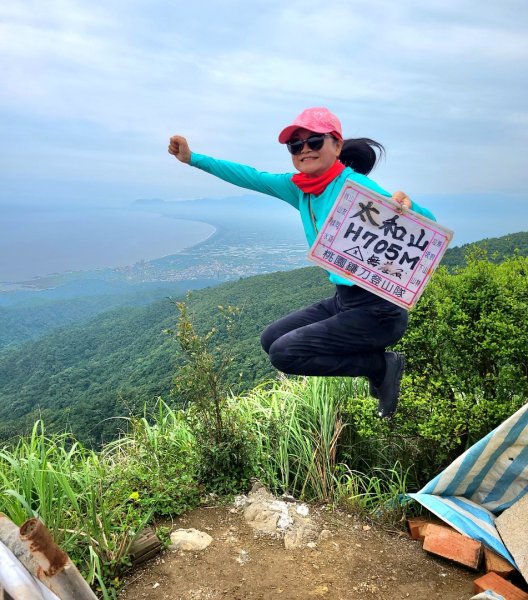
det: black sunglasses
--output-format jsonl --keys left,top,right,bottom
{"left": 286, "top": 133, "right": 333, "bottom": 155}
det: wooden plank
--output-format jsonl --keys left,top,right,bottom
{"left": 484, "top": 547, "right": 517, "bottom": 578}
{"left": 129, "top": 527, "right": 162, "bottom": 566}
{"left": 422, "top": 523, "right": 482, "bottom": 569}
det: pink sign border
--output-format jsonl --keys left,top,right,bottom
{"left": 307, "top": 181, "right": 454, "bottom": 309}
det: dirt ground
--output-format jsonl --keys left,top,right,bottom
{"left": 118, "top": 504, "right": 479, "bottom": 600}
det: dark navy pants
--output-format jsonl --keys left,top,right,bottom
{"left": 260, "top": 285, "right": 408, "bottom": 382}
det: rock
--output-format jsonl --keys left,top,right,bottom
{"left": 250, "top": 479, "right": 267, "bottom": 493}
{"left": 243, "top": 502, "right": 282, "bottom": 533}
{"left": 236, "top": 549, "right": 250, "bottom": 564}
{"left": 284, "top": 516, "right": 318, "bottom": 549}
{"left": 311, "top": 584, "right": 329, "bottom": 595}
{"left": 249, "top": 486, "right": 276, "bottom": 502}
{"left": 243, "top": 494, "right": 292, "bottom": 534}
{"left": 318, "top": 529, "right": 332, "bottom": 542}
{"left": 274, "top": 502, "right": 294, "bottom": 530}
{"left": 241, "top": 485, "right": 320, "bottom": 548}
{"left": 169, "top": 528, "right": 213, "bottom": 551}
{"left": 233, "top": 495, "right": 248, "bottom": 509}
{"left": 281, "top": 493, "right": 297, "bottom": 503}
{"left": 296, "top": 503, "right": 310, "bottom": 517}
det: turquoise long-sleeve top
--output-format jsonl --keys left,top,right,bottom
{"left": 190, "top": 152, "right": 436, "bottom": 287}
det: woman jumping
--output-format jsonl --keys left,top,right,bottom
{"left": 168, "top": 107, "right": 435, "bottom": 418}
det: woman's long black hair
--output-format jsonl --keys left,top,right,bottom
{"left": 339, "top": 138, "right": 385, "bottom": 175}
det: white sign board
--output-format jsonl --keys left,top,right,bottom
{"left": 307, "top": 181, "right": 453, "bottom": 309}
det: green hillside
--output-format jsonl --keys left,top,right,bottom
{"left": 2, "top": 229, "right": 524, "bottom": 351}
{"left": 0, "top": 267, "right": 333, "bottom": 446}
{"left": 442, "top": 230, "right": 528, "bottom": 267}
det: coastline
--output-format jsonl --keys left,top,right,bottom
{"left": 0, "top": 215, "right": 219, "bottom": 292}
{"left": 157, "top": 215, "right": 220, "bottom": 255}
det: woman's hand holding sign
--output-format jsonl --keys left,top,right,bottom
{"left": 391, "top": 190, "right": 412, "bottom": 213}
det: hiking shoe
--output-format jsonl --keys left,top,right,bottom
{"left": 377, "top": 352, "right": 405, "bottom": 419}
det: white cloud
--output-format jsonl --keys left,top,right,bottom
{"left": 0, "top": 0, "right": 527, "bottom": 203}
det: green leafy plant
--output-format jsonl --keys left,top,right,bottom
{"left": 167, "top": 298, "right": 257, "bottom": 494}
{"left": 102, "top": 399, "right": 201, "bottom": 516}
{"left": 167, "top": 298, "right": 242, "bottom": 440}
{"left": 395, "top": 254, "right": 528, "bottom": 471}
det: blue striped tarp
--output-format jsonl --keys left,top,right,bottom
{"left": 408, "top": 401, "right": 528, "bottom": 567}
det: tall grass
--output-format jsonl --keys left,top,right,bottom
{"left": 236, "top": 376, "right": 349, "bottom": 501}
{"left": 234, "top": 375, "right": 415, "bottom": 525}
{"left": 336, "top": 463, "right": 412, "bottom": 527}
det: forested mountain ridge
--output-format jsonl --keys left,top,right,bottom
{"left": 441, "top": 230, "right": 528, "bottom": 267}
{"left": 0, "top": 267, "right": 333, "bottom": 445}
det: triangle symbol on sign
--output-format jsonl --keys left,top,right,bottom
{"left": 343, "top": 246, "right": 364, "bottom": 261}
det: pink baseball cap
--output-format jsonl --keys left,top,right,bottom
{"left": 278, "top": 107, "right": 343, "bottom": 144}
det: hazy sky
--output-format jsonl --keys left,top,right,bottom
{"left": 1, "top": 0, "right": 527, "bottom": 243}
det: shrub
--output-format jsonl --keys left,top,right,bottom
{"left": 396, "top": 255, "right": 528, "bottom": 469}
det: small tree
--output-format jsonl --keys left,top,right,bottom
{"left": 166, "top": 297, "right": 256, "bottom": 494}
{"left": 166, "top": 298, "right": 240, "bottom": 442}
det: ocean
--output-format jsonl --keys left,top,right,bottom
{"left": 0, "top": 206, "right": 215, "bottom": 282}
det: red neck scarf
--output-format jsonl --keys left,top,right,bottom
{"left": 291, "top": 160, "right": 345, "bottom": 195}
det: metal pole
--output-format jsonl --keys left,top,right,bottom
{"left": 0, "top": 515, "right": 98, "bottom": 600}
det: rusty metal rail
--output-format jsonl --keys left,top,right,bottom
{"left": 0, "top": 514, "right": 97, "bottom": 600}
